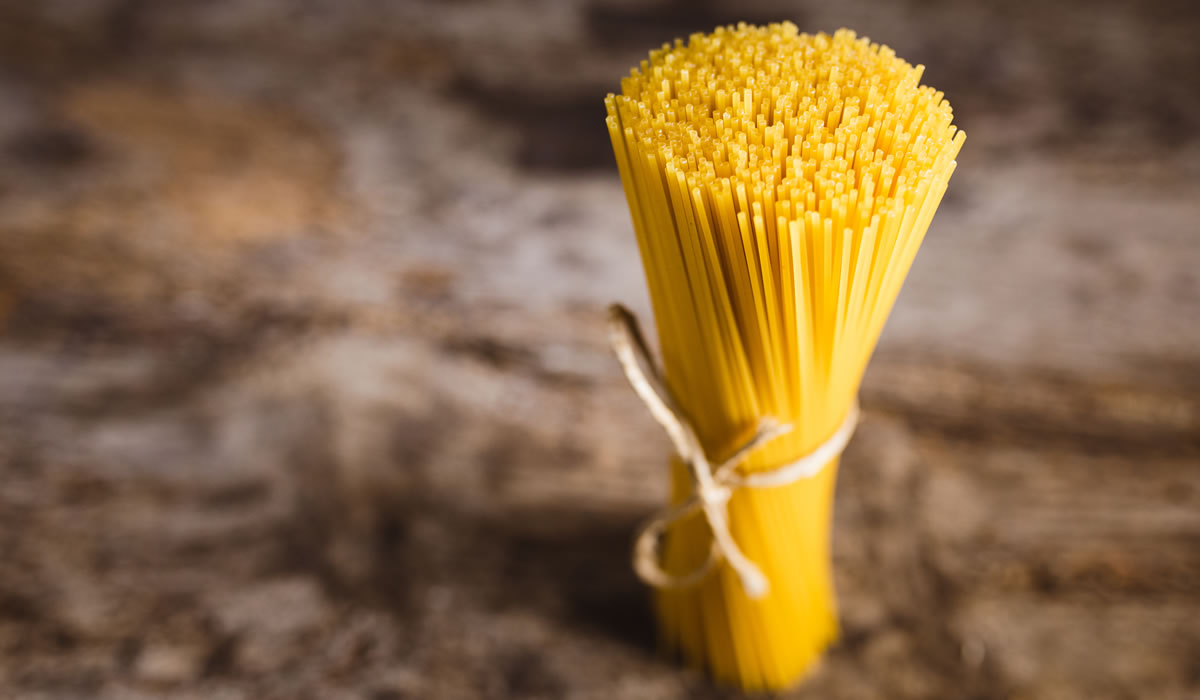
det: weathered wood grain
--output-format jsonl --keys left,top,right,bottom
{"left": 0, "top": 0, "right": 1197, "bottom": 698}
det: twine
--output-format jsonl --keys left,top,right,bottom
{"left": 608, "top": 304, "right": 859, "bottom": 599}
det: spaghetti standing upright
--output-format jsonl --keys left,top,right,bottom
{"left": 604, "top": 24, "right": 964, "bottom": 690}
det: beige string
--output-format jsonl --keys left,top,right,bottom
{"left": 608, "top": 304, "right": 860, "bottom": 600}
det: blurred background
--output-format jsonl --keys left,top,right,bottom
{"left": 0, "top": 0, "right": 1198, "bottom": 698}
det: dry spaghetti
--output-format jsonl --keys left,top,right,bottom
{"left": 604, "top": 23, "right": 964, "bottom": 690}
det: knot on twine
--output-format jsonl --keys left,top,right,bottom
{"left": 609, "top": 304, "right": 859, "bottom": 600}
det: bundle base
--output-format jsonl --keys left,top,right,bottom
{"left": 655, "top": 454, "right": 841, "bottom": 691}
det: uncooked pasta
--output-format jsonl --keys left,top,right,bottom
{"left": 604, "top": 23, "right": 964, "bottom": 690}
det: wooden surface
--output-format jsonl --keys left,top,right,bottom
{"left": 0, "top": 1, "right": 1198, "bottom": 698}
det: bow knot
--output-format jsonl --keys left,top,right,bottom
{"left": 697, "top": 484, "right": 733, "bottom": 507}
{"left": 608, "top": 304, "right": 859, "bottom": 600}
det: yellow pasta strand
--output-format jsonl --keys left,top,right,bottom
{"left": 605, "top": 23, "right": 963, "bottom": 690}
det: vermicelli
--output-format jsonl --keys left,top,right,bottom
{"left": 604, "top": 23, "right": 964, "bottom": 690}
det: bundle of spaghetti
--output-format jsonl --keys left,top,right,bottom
{"left": 604, "top": 23, "right": 964, "bottom": 690}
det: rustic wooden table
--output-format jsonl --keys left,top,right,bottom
{"left": 0, "top": 1, "right": 1197, "bottom": 698}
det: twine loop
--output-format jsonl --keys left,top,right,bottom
{"left": 608, "top": 304, "right": 859, "bottom": 600}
